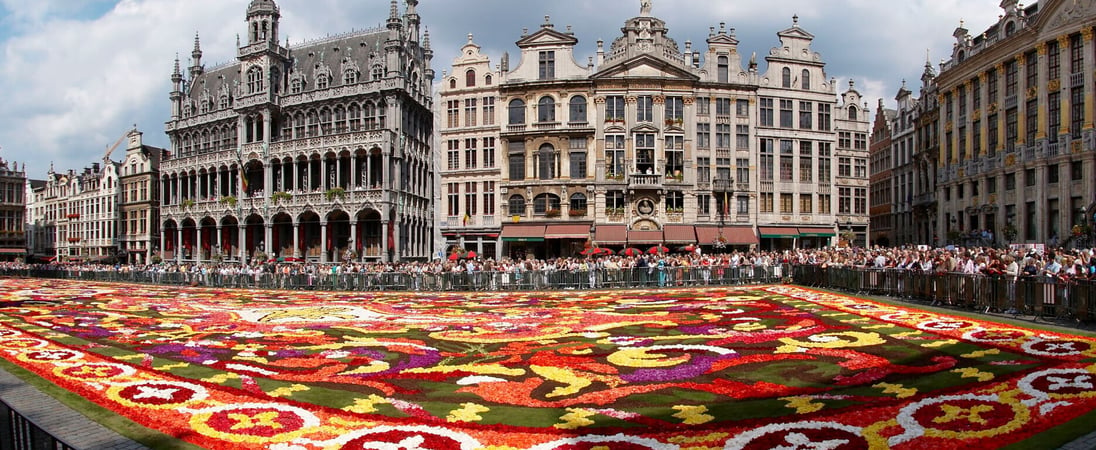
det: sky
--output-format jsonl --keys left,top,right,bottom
{"left": 0, "top": 0, "right": 1005, "bottom": 180}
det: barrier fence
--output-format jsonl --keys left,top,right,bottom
{"left": 792, "top": 265, "right": 1095, "bottom": 323}
{"left": 2, "top": 265, "right": 1094, "bottom": 324}
{"left": 0, "top": 398, "right": 76, "bottom": 450}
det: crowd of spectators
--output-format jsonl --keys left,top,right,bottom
{"left": 2, "top": 243, "right": 1094, "bottom": 284}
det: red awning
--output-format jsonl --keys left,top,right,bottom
{"left": 0, "top": 248, "right": 26, "bottom": 254}
{"left": 696, "top": 226, "right": 758, "bottom": 245}
{"left": 594, "top": 225, "right": 627, "bottom": 245}
{"left": 545, "top": 224, "right": 592, "bottom": 239}
{"left": 500, "top": 224, "right": 546, "bottom": 242}
{"left": 627, "top": 230, "right": 663, "bottom": 244}
{"left": 663, "top": 225, "right": 697, "bottom": 243}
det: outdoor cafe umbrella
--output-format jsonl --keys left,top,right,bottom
{"left": 581, "top": 247, "right": 612, "bottom": 256}
{"left": 677, "top": 244, "right": 698, "bottom": 253}
{"left": 619, "top": 247, "right": 644, "bottom": 257}
{"left": 648, "top": 245, "right": 670, "bottom": 254}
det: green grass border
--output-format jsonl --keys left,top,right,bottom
{"left": 0, "top": 342, "right": 221, "bottom": 450}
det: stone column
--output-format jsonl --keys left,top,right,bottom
{"left": 320, "top": 221, "right": 328, "bottom": 263}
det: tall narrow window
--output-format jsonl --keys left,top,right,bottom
{"left": 665, "top": 135, "right": 684, "bottom": 177}
{"left": 569, "top": 96, "right": 587, "bottom": 123}
{"left": 760, "top": 98, "right": 774, "bottom": 126}
{"left": 537, "top": 96, "right": 556, "bottom": 123}
{"left": 537, "top": 144, "right": 557, "bottom": 180}
{"left": 538, "top": 51, "right": 555, "bottom": 80}
{"left": 508, "top": 99, "right": 525, "bottom": 125}
{"left": 665, "top": 96, "right": 683, "bottom": 122}
{"left": 717, "top": 56, "right": 729, "bottom": 83}
{"left": 465, "top": 69, "right": 476, "bottom": 87}
{"left": 605, "top": 96, "right": 625, "bottom": 121}
{"left": 782, "top": 67, "right": 792, "bottom": 88}
{"left": 635, "top": 133, "right": 656, "bottom": 174}
{"left": 636, "top": 95, "right": 653, "bottom": 122}
{"left": 801, "top": 69, "right": 810, "bottom": 90}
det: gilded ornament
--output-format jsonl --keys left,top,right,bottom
{"left": 1005, "top": 154, "right": 1016, "bottom": 166}
{"left": 1048, "top": 79, "right": 1060, "bottom": 92}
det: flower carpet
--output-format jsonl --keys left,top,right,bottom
{"left": 0, "top": 278, "right": 1094, "bottom": 449}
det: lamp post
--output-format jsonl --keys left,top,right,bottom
{"left": 846, "top": 219, "right": 853, "bottom": 248}
{"left": 712, "top": 176, "right": 734, "bottom": 249}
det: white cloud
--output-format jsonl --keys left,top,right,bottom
{"left": 0, "top": 0, "right": 1005, "bottom": 178}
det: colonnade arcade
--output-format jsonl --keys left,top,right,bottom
{"left": 161, "top": 147, "right": 386, "bottom": 205}
{"left": 160, "top": 208, "right": 389, "bottom": 263}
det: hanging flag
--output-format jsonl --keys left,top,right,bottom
{"left": 463, "top": 212, "right": 470, "bottom": 227}
{"left": 240, "top": 164, "right": 249, "bottom": 194}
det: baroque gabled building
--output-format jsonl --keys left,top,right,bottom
{"left": 161, "top": 0, "right": 434, "bottom": 264}
{"left": 29, "top": 159, "right": 119, "bottom": 263}
{"left": 439, "top": 1, "right": 870, "bottom": 259}
{"left": 118, "top": 129, "right": 166, "bottom": 264}
{"left": 935, "top": 0, "right": 1095, "bottom": 246}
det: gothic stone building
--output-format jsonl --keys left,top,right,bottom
{"left": 439, "top": 1, "right": 870, "bottom": 259}
{"left": 161, "top": 0, "right": 434, "bottom": 264}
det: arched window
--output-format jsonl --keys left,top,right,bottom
{"left": 306, "top": 110, "right": 319, "bottom": 136}
{"left": 801, "top": 69, "right": 810, "bottom": 90}
{"left": 333, "top": 106, "right": 346, "bottom": 133}
{"left": 957, "top": 51, "right": 965, "bottom": 63}
{"left": 782, "top": 67, "right": 792, "bottom": 88}
{"left": 537, "top": 96, "right": 555, "bottom": 123}
{"left": 1005, "top": 21, "right": 1016, "bottom": 36}
{"left": 364, "top": 101, "right": 377, "bottom": 130}
{"left": 316, "top": 74, "right": 330, "bottom": 90}
{"left": 569, "top": 96, "right": 587, "bottom": 123}
{"left": 848, "top": 105, "right": 858, "bottom": 121}
{"left": 319, "top": 108, "right": 332, "bottom": 135}
{"left": 533, "top": 193, "right": 561, "bottom": 215}
{"left": 293, "top": 112, "right": 305, "bottom": 138}
{"left": 449, "top": 78, "right": 457, "bottom": 89}
{"left": 717, "top": 56, "right": 729, "bottom": 83}
{"left": 537, "top": 143, "right": 557, "bottom": 180}
{"left": 376, "top": 99, "right": 386, "bottom": 128}
{"left": 508, "top": 194, "right": 526, "bottom": 216}
{"left": 465, "top": 69, "right": 476, "bottom": 87}
{"left": 485, "top": 74, "right": 493, "bottom": 85}
{"left": 247, "top": 67, "right": 264, "bottom": 94}
{"left": 348, "top": 104, "right": 361, "bottom": 131}
{"left": 569, "top": 193, "right": 587, "bottom": 212}
{"left": 508, "top": 99, "right": 526, "bottom": 125}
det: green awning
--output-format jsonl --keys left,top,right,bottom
{"left": 798, "top": 227, "right": 836, "bottom": 237}
{"left": 758, "top": 226, "right": 800, "bottom": 238}
{"left": 501, "top": 224, "right": 546, "bottom": 242}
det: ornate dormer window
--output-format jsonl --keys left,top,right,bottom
{"left": 371, "top": 64, "right": 383, "bottom": 81}
{"left": 289, "top": 76, "right": 303, "bottom": 94}
{"left": 219, "top": 94, "right": 230, "bottom": 110}
{"left": 343, "top": 68, "right": 358, "bottom": 85}
{"left": 316, "top": 74, "right": 330, "bottom": 90}
{"left": 340, "top": 56, "right": 360, "bottom": 85}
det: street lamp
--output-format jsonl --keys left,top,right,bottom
{"left": 846, "top": 219, "right": 853, "bottom": 248}
{"left": 713, "top": 176, "right": 735, "bottom": 249}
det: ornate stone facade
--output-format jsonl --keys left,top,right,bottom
{"left": 439, "top": 2, "right": 870, "bottom": 259}
{"left": 161, "top": 0, "right": 435, "bottom": 263}
{"left": 934, "top": 0, "right": 1096, "bottom": 246}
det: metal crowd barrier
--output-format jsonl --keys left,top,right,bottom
{"left": 0, "top": 398, "right": 77, "bottom": 450}
{"left": 1, "top": 264, "right": 788, "bottom": 294}
{"left": 8, "top": 265, "right": 1093, "bottom": 324}
{"left": 792, "top": 265, "right": 1095, "bottom": 324}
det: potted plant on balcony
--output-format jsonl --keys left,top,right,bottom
{"left": 219, "top": 196, "right": 237, "bottom": 208}
{"left": 181, "top": 199, "right": 196, "bottom": 209}
{"left": 324, "top": 187, "right": 346, "bottom": 201}
{"left": 271, "top": 191, "right": 293, "bottom": 204}
{"left": 568, "top": 208, "right": 587, "bottom": 217}
{"left": 545, "top": 208, "right": 561, "bottom": 218}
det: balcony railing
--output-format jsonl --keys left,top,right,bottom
{"left": 629, "top": 173, "right": 663, "bottom": 189}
